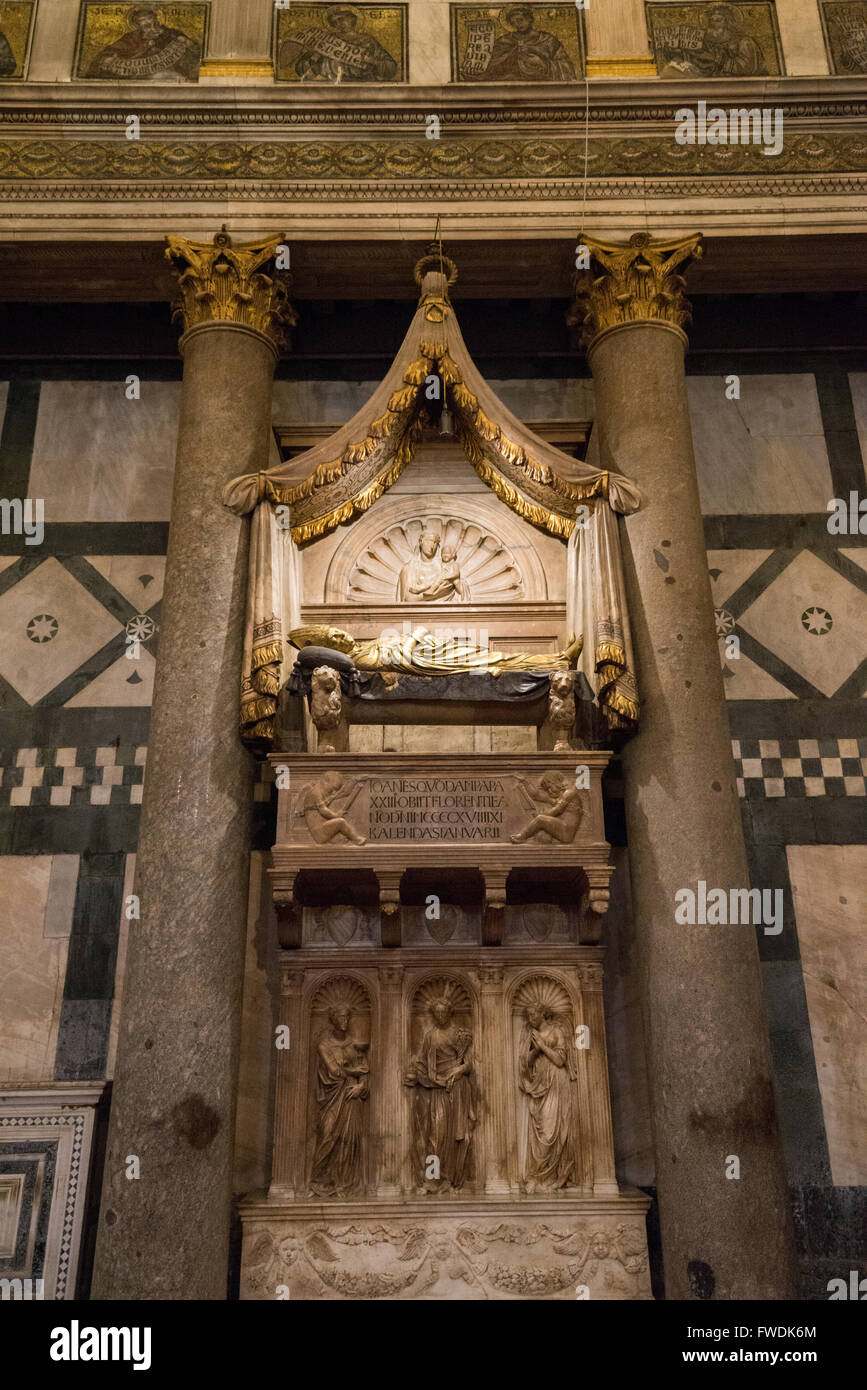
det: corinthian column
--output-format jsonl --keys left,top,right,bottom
{"left": 571, "top": 235, "right": 798, "bottom": 1300}
{"left": 92, "top": 230, "right": 293, "bottom": 1300}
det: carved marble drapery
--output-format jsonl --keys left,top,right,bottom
{"left": 223, "top": 249, "right": 642, "bottom": 743}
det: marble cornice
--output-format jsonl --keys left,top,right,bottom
{"left": 0, "top": 76, "right": 866, "bottom": 129}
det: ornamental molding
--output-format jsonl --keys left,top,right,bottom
{"left": 1, "top": 174, "right": 865, "bottom": 202}
{"left": 0, "top": 133, "right": 864, "bottom": 185}
{"left": 0, "top": 75, "right": 865, "bottom": 126}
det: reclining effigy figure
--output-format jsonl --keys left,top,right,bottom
{"left": 288, "top": 624, "right": 582, "bottom": 676}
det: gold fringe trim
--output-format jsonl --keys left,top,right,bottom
{"left": 596, "top": 643, "right": 626, "bottom": 670}
{"left": 471, "top": 455, "right": 575, "bottom": 539}
{"left": 269, "top": 357, "right": 430, "bottom": 506}
{"left": 288, "top": 419, "right": 423, "bottom": 544}
{"left": 448, "top": 364, "right": 609, "bottom": 509}
{"left": 251, "top": 639, "right": 284, "bottom": 670}
{"left": 252, "top": 668, "right": 280, "bottom": 697}
{"left": 601, "top": 688, "right": 640, "bottom": 725}
{"left": 240, "top": 694, "right": 277, "bottom": 725}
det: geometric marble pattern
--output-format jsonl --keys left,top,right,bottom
{"left": 738, "top": 551, "right": 867, "bottom": 698}
{"left": 0, "top": 746, "right": 146, "bottom": 808}
{"left": 707, "top": 549, "right": 773, "bottom": 606}
{"left": 0, "top": 1089, "right": 104, "bottom": 1298}
{"left": 0, "top": 555, "right": 160, "bottom": 708}
{"left": 64, "top": 648, "right": 156, "bottom": 707}
{"left": 0, "top": 559, "right": 122, "bottom": 704}
{"left": 732, "top": 738, "right": 867, "bottom": 799}
{"left": 85, "top": 556, "right": 166, "bottom": 610}
{"left": 3, "top": 740, "right": 863, "bottom": 804}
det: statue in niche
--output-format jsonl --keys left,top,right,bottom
{"left": 511, "top": 772, "right": 586, "bottom": 844}
{"left": 519, "top": 1000, "right": 578, "bottom": 1192}
{"left": 405, "top": 994, "right": 478, "bottom": 1193}
{"left": 397, "top": 532, "right": 465, "bottom": 603}
{"left": 310, "top": 1002, "right": 370, "bottom": 1197}
{"left": 298, "top": 772, "right": 366, "bottom": 845}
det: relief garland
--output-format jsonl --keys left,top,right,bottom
{"left": 0, "top": 132, "right": 863, "bottom": 183}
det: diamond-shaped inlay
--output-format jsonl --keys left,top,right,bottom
{"left": 739, "top": 551, "right": 866, "bottom": 697}
{"left": 0, "top": 559, "right": 122, "bottom": 704}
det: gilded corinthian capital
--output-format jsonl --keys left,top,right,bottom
{"left": 569, "top": 232, "right": 703, "bottom": 353}
{"left": 165, "top": 226, "right": 297, "bottom": 353}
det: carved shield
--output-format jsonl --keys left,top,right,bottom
{"left": 426, "top": 904, "right": 462, "bottom": 945}
{"left": 324, "top": 905, "right": 361, "bottom": 946}
{"left": 521, "top": 905, "right": 553, "bottom": 942}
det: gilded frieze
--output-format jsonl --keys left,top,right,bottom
{"left": 273, "top": 3, "right": 408, "bottom": 83}
{"left": 0, "top": 0, "right": 35, "bottom": 80}
{"left": 450, "top": 3, "right": 584, "bottom": 82}
{"left": 0, "top": 132, "right": 863, "bottom": 184}
{"left": 820, "top": 0, "right": 867, "bottom": 74}
{"left": 73, "top": 2, "right": 209, "bottom": 81}
{"left": 645, "top": 1, "right": 784, "bottom": 77}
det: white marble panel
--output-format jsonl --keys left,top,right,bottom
{"left": 719, "top": 647, "right": 795, "bottom": 699}
{"left": 775, "top": 0, "right": 831, "bottom": 74}
{"left": 65, "top": 649, "right": 156, "bottom": 707}
{"left": 787, "top": 845, "right": 867, "bottom": 1187}
{"left": 87, "top": 556, "right": 166, "bottom": 610}
{"left": 707, "top": 549, "right": 772, "bottom": 606}
{"left": 0, "top": 858, "right": 69, "bottom": 1084}
{"left": 25, "top": 0, "right": 78, "bottom": 81}
{"left": 688, "top": 375, "right": 833, "bottom": 515}
{"left": 408, "top": 0, "right": 451, "bottom": 84}
{"left": 29, "top": 382, "right": 181, "bottom": 522}
{"left": 847, "top": 374, "right": 867, "bottom": 486}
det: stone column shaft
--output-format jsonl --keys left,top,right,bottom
{"left": 574, "top": 235, "right": 799, "bottom": 1299}
{"left": 92, "top": 231, "right": 292, "bottom": 1300}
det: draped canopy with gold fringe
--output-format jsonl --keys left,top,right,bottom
{"left": 223, "top": 249, "right": 642, "bottom": 746}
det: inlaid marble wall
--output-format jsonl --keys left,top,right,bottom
{"left": 1, "top": 345, "right": 864, "bottom": 1296}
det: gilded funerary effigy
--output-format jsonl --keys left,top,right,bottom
{"left": 233, "top": 249, "right": 650, "bottom": 1299}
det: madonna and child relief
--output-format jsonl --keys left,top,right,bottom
{"left": 397, "top": 530, "right": 465, "bottom": 602}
